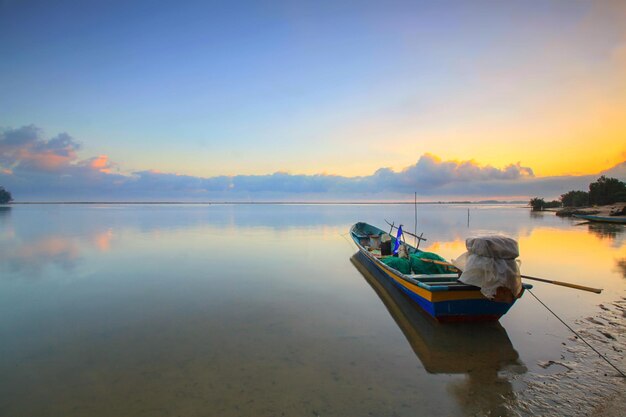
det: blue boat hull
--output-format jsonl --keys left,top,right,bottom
{"left": 392, "top": 279, "right": 515, "bottom": 322}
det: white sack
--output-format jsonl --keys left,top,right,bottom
{"left": 453, "top": 235, "right": 522, "bottom": 299}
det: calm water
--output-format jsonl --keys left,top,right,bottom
{"left": 0, "top": 204, "right": 624, "bottom": 416}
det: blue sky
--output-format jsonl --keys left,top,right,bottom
{"left": 1, "top": 0, "right": 625, "bottom": 200}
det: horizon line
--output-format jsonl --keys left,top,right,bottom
{"left": 5, "top": 200, "right": 529, "bottom": 205}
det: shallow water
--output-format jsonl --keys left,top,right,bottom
{"left": 0, "top": 204, "right": 624, "bottom": 416}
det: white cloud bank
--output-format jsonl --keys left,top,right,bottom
{"left": 1, "top": 125, "right": 623, "bottom": 201}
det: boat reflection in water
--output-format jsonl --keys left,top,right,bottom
{"left": 351, "top": 252, "right": 526, "bottom": 416}
{"left": 586, "top": 221, "right": 624, "bottom": 241}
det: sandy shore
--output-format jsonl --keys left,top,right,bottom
{"left": 552, "top": 202, "right": 626, "bottom": 218}
{"left": 592, "top": 385, "right": 626, "bottom": 417}
{"left": 587, "top": 202, "right": 626, "bottom": 216}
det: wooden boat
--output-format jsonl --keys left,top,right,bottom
{"left": 350, "top": 222, "right": 531, "bottom": 322}
{"left": 351, "top": 252, "right": 523, "bottom": 415}
{"left": 573, "top": 214, "right": 626, "bottom": 224}
{"left": 350, "top": 253, "right": 521, "bottom": 370}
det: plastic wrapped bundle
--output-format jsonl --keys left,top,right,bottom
{"left": 453, "top": 235, "right": 522, "bottom": 300}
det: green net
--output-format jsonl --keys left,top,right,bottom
{"left": 380, "top": 251, "right": 450, "bottom": 275}
{"left": 380, "top": 256, "right": 411, "bottom": 274}
{"left": 410, "top": 252, "right": 449, "bottom": 274}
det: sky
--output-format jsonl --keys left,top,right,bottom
{"left": 1, "top": 0, "right": 625, "bottom": 201}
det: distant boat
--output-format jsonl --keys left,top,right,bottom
{"left": 573, "top": 214, "right": 626, "bottom": 224}
{"left": 350, "top": 222, "right": 531, "bottom": 322}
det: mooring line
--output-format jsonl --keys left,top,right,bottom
{"left": 339, "top": 232, "right": 356, "bottom": 251}
{"left": 527, "top": 289, "right": 625, "bottom": 378}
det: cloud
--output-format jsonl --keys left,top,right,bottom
{"left": 0, "top": 125, "right": 623, "bottom": 201}
{"left": 84, "top": 155, "right": 114, "bottom": 173}
{"left": 0, "top": 125, "right": 80, "bottom": 172}
{"left": 0, "top": 125, "right": 128, "bottom": 198}
{"left": 602, "top": 161, "right": 626, "bottom": 178}
{"left": 122, "top": 155, "right": 613, "bottom": 201}
{"left": 366, "top": 154, "right": 534, "bottom": 191}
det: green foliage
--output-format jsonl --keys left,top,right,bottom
{"left": 560, "top": 190, "right": 589, "bottom": 207}
{"left": 529, "top": 197, "right": 545, "bottom": 211}
{"left": 529, "top": 198, "right": 560, "bottom": 210}
{"left": 614, "top": 191, "right": 626, "bottom": 202}
{"left": 588, "top": 176, "right": 626, "bottom": 205}
{"left": 0, "top": 186, "right": 12, "bottom": 204}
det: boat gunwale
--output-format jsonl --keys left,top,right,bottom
{"left": 349, "top": 222, "right": 479, "bottom": 293}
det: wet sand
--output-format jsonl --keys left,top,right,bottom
{"left": 593, "top": 388, "right": 626, "bottom": 417}
{"left": 501, "top": 295, "right": 626, "bottom": 416}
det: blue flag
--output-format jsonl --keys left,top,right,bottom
{"left": 393, "top": 225, "right": 403, "bottom": 254}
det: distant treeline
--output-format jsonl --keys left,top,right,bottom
{"left": 529, "top": 176, "right": 626, "bottom": 210}
{"left": 0, "top": 186, "right": 13, "bottom": 204}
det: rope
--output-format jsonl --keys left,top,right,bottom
{"left": 339, "top": 232, "right": 357, "bottom": 251}
{"left": 527, "top": 289, "right": 625, "bottom": 378}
